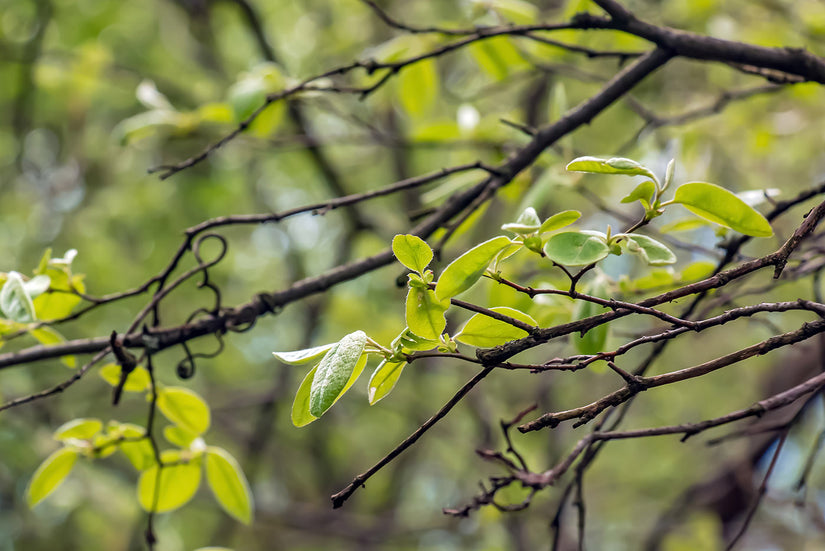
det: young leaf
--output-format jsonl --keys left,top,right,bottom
{"left": 544, "top": 232, "right": 610, "bottom": 266}
{"left": 205, "top": 446, "right": 254, "bottom": 525}
{"left": 291, "top": 366, "right": 318, "bottom": 427}
{"left": 565, "top": 156, "right": 656, "bottom": 180}
{"left": 0, "top": 271, "right": 37, "bottom": 323}
{"left": 368, "top": 360, "right": 407, "bottom": 405}
{"left": 435, "top": 236, "right": 511, "bottom": 299}
{"left": 624, "top": 234, "right": 677, "bottom": 266}
{"left": 399, "top": 59, "right": 438, "bottom": 116}
{"left": 392, "top": 234, "right": 433, "bottom": 274}
{"left": 164, "top": 426, "right": 199, "bottom": 448}
{"left": 99, "top": 363, "right": 151, "bottom": 392}
{"left": 539, "top": 210, "right": 581, "bottom": 234}
{"left": 272, "top": 343, "right": 335, "bottom": 365}
{"left": 137, "top": 459, "right": 201, "bottom": 513}
{"left": 658, "top": 218, "right": 710, "bottom": 233}
{"left": 455, "top": 307, "right": 537, "bottom": 348}
{"left": 30, "top": 326, "right": 76, "bottom": 368}
{"left": 397, "top": 328, "right": 439, "bottom": 351}
{"left": 501, "top": 207, "right": 541, "bottom": 235}
{"left": 27, "top": 447, "right": 78, "bottom": 507}
{"left": 309, "top": 331, "right": 368, "bottom": 417}
{"left": 672, "top": 182, "right": 773, "bottom": 237}
{"left": 620, "top": 180, "right": 656, "bottom": 205}
{"left": 53, "top": 418, "right": 103, "bottom": 441}
{"left": 115, "top": 424, "right": 155, "bottom": 471}
{"left": 406, "top": 287, "right": 449, "bottom": 340}
{"left": 157, "top": 387, "right": 211, "bottom": 435}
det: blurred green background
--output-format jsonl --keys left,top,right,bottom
{"left": 2, "top": 0, "right": 825, "bottom": 549}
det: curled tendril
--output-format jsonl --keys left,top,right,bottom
{"left": 192, "top": 233, "right": 228, "bottom": 315}
{"left": 176, "top": 331, "right": 224, "bottom": 380}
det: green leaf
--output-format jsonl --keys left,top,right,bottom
{"left": 539, "top": 210, "right": 581, "bottom": 234}
{"left": 672, "top": 182, "right": 773, "bottom": 237}
{"left": 399, "top": 59, "right": 438, "bottom": 116}
{"left": 392, "top": 234, "right": 433, "bottom": 274}
{"left": 0, "top": 271, "right": 37, "bottom": 323}
{"left": 470, "top": 36, "right": 526, "bottom": 81}
{"left": 681, "top": 261, "right": 717, "bottom": 282}
{"left": 33, "top": 274, "right": 84, "bottom": 321}
{"left": 367, "top": 360, "right": 407, "bottom": 405}
{"left": 455, "top": 307, "right": 537, "bottom": 348}
{"left": 658, "top": 218, "right": 710, "bottom": 233}
{"left": 99, "top": 363, "right": 151, "bottom": 392}
{"left": 501, "top": 207, "right": 541, "bottom": 235}
{"left": 30, "top": 326, "right": 76, "bottom": 368}
{"left": 115, "top": 423, "right": 155, "bottom": 471}
{"left": 489, "top": 0, "right": 539, "bottom": 23}
{"left": 205, "top": 447, "right": 254, "bottom": 525}
{"left": 228, "top": 78, "right": 266, "bottom": 122}
{"left": 621, "top": 180, "right": 656, "bottom": 205}
{"left": 544, "top": 232, "right": 609, "bottom": 266}
{"left": 272, "top": 343, "right": 335, "bottom": 365}
{"left": 291, "top": 366, "right": 318, "bottom": 427}
{"left": 623, "top": 234, "right": 677, "bottom": 265}
{"left": 565, "top": 156, "right": 656, "bottom": 180}
{"left": 395, "top": 328, "right": 439, "bottom": 352}
{"left": 435, "top": 236, "right": 511, "bottom": 299}
{"left": 406, "top": 287, "right": 449, "bottom": 340}
{"left": 27, "top": 447, "right": 78, "bottom": 507}
{"left": 164, "top": 426, "right": 199, "bottom": 448}
{"left": 53, "top": 418, "right": 103, "bottom": 441}
{"left": 157, "top": 387, "right": 211, "bottom": 435}
{"left": 137, "top": 457, "right": 201, "bottom": 513}
{"left": 309, "top": 331, "right": 368, "bottom": 417}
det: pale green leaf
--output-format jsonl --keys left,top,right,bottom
{"left": 489, "top": 0, "right": 539, "bottom": 23}
{"left": 624, "top": 234, "right": 677, "bottom": 265}
{"left": 27, "top": 447, "right": 78, "bottom": 507}
{"left": 272, "top": 343, "right": 335, "bottom": 365}
{"left": 501, "top": 207, "right": 541, "bottom": 235}
{"left": 544, "top": 232, "right": 609, "bottom": 266}
{"left": 29, "top": 326, "right": 76, "bottom": 368}
{"left": 566, "top": 156, "right": 656, "bottom": 180}
{"left": 368, "top": 360, "right": 407, "bottom": 405}
{"left": 157, "top": 387, "right": 211, "bottom": 435}
{"left": 399, "top": 59, "right": 438, "bottom": 116}
{"left": 435, "top": 236, "right": 511, "bottom": 299}
{"left": 309, "top": 331, "right": 368, "bottom": 417}
{"left": 0, "top": 271, "right": 37, "bottom": 323}
{"left": 291, "top": 366, "right": 318, "bottom": 427}
{"left": 392, "top": 234, "right": 433, "bottom": 274}
{"left": 539, "top": 210, "right": 581, "bottom": 234}
{"left": 658, "top": 218, "right": 710, "bottom": 233}
{"left": 99, "top": 363, "right": 151, "bottom": 392}
{"left": 53, "top": 418, "right": 103, "bottom": 441}
{"left": 137, "top": 459, "right": 201, "bottom": 513}
{"left": 205, "top": 447, "right": 254, "bottom": 524}
{"left": 164, "top": 426, "right": 198, "bottom": 448}
{"left": 672, "top": 182, "right": 773, "bottom": 237}
{"left": 406, "top": 287, "right": 449, "bottom": 340}
{"left": 681, "top": 261, "right": 717, "bottom": 282}
{"left": 455, "top": 307, "right": 537, "bottom": 348}
{"left": 621, "top": 180, "right": 656, "bottom": 205}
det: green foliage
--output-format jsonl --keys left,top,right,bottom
{"left": 434, "top": 236, "right": 511, "bottom": 299}
{"left": 455, "top": 307, "right": 537, "bottom": 348}
{"left": 367, "top": 360, "right": 407, "bottom": 405}
{"left": 26, "top": 448, "right": 78, "bottom": 507}
{"left": 545, "top": 231, "right": 610, "bottom": 266}
{"left": 205, "top": 447, "right": 254, "bottom": 525}
{"left": 137, "top": 453, "right": 202, "bottom": 513}
{"left": 157, "top": 387, "right": 211, "bottom": 435}
{"left": 309, "top": 330, "right": 368, "bottom": 417}
{"left": 671, "top": 182, "right": 773, "bottom": 237}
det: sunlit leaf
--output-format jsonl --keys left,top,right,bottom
{"left": 164, "top": 426, "right": 198, "bottom": 448}
{"left": 623, "top": 234, "right": 677, "bottom": 265}
{"left": 566, "top": 156, "right": 657, "bottom": 181}
{"left": 681, "top": 261, "right": 717, "bottom": 282}
{"left": 435, "top": 236, "right": 511, "bottom": 299}
{"left": 309, "top": 331, "right": 368, "bottom": 417}
{"left": 137, "top": 456, "right": 201, "bottom": 513}
{"left": 489, "top": 0, "right": 539, "bottom": 23}
{"left": 392, "top": 234, "right": 434, "bottom": 274}
{"left": 99, "top": 363, "right": 151, "bottom": 392}
{"left": 544, "top": 232, "right": 609, "bottom": 266}
{"left": 29, "top": 326, "right": 76, "bottom": 368}
{"left": 658, "top": 218, "right": 710, "bottom": 233}
{"left": 291, "top": 366, "right": 318, "bottom": 427}
{"left": 396, "top": 328, "right": 439, "bottom": 351}
{"left": 399, "top": 59, "right": 438, "bottom": 115}
{"left": 53, "top": 418, "right": 103, "bottom": 441}
{"left": 539, "top": 210, "right": 581, "bottom": 234}
{"left": 27, "top": 447, "right": 78, "bottom": 507}
{"left": 470, "top": 36, "right": 527, "bottom": 81}
{"left": 368, "top": 360, "right": 407, "bottom": 405}
{"left": 621, "top": 180, "right": 656, "bottom": 205}
{"left": 272, "top": 343, "right": 335, "bottom": 365}
{"left": 157, "top": 387, "right": 211, "bottom": 435}
{"left": 406, "top": 287, "right": 449, "bottom": 340}
{"left": 501, "top": 207, "right": 541, "bottom": 235}
{"left": 0, "top": 272, "right": 37, "bottom": 323}
{"left": 672, "top": 182, "right": 773, "bottom": 237}
{"left": 455, "top": 307, "right": 537, "bottom": 348}
{"left": 205, "top": 447, "right": 254, "bottom": 524}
